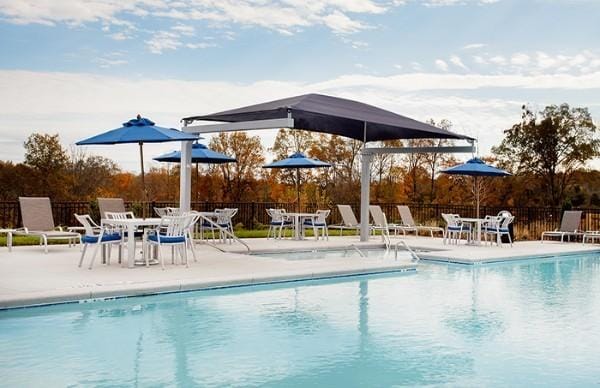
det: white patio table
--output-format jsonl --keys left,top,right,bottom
{"left": 459, "top": 217, "right": 487, "bottom": 245}
{"left": 285, "top": 212, "right": 318, "bottom": 240}
{"left": 101, "top": 217, "right": 162, "bottom": 268}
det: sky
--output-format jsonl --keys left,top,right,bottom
{"left": 0, "top": 0, "right": 599, "bottom": 172}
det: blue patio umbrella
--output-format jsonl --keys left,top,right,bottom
{"left": 263, "top": 152, "right": 331, "bottom": 211}
{"left": 154, "top": 143, "right": 236, "bottom": 202}
{"left": 442, "top": 157, "right": 511, "bottom": 218}
{"left": 153, "top": 143, "right": 236, "bottom": 164}
{"left": 76, "top": 115, "right": 199, "bottom": 197}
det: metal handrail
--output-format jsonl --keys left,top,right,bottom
{"left": 195, "top": 213, "right": 251, "bottom": 253}
{"left": 350, "top": 244, "right": 366, "bottom": 257}
{"left": 394, "top": 240, "right": 419, "bottom": 262}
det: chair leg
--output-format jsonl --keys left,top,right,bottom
{"left": 157, "top": 245, "right": 165, "bottom": 270}
{"left": 43, "top": 235, "right": 48, "bottom": 254}
{"left": 89, "top": 242, "right": 101, "bottom": 270}
{"left": 78, "top": 244, "right": 88, "bottom": 267}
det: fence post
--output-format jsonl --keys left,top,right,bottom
{"left": 250, "top": 202, "right": 256, "bottom": 229}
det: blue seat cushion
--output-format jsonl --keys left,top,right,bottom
{"left": 448, "top": 226, "right": 470, "bottom": 231}
{"left": 148, "top": 234, "right": 185, "bottom": 244}
{"left": 303, "top": 220, "right": 326, "bottom": 226}
{"left": 271, "top": 221, "right": 292, "bottom": 225}
{"left": 83, "top": 232, "right": 121, "bottom": 244}
{"left": 484, "top": 227, "right": 509, "bottom": 233}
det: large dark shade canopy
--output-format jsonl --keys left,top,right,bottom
{"left": 184, "top": 93, "right": 472, "bottom": 142}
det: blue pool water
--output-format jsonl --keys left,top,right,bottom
{"left": 2, "top": 254, "right": 600, "bottom": 386}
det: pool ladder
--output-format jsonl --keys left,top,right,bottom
{"left": 195, "top": 213, "right": 251, "bottom": 253}
{"left": 394, "top": 240, "right": 420, "bottom": 262}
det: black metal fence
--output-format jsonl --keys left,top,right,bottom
{"left": 2, "top": 200, "right": 599, "bottom": 240}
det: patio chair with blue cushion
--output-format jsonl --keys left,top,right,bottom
{"left": 483, "top": 214, "right": 514, "bottom": 247}
{"left": 266, "top": 209, "right": 293, "bottom": 239}
{"left": 144, "top": 214, "right": 195, "bottom": 269}
{"left": 75, "top": 214, "right": 123, "bottom": 270}
{"left": 302, "top": 210, "right": 330, "bottom": 240}
{"left": 441, "top": 213, "right": 472, "bottom": 244}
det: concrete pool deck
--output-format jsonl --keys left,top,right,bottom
{"left": 0, "top": 236, "right": 598, "bottom": 309}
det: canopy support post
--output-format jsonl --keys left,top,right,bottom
{"left": 179, "top": 121, "right": 193, "bottom": 212}
{"left": 360, "top": 128, "right": 372, "bottom": 242}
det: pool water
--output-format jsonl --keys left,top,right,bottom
{"left": 2, "top": 254, "right": 600, "bottom": 386}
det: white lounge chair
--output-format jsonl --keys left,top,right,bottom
{"left": 369, "top": 205, "right": 405, "bottom": 244}
{"left": 541, "top": 211, "right": 583, "bottom": 243}
{"left": 13, "top": 197, "right": 81, "bottom": 253}
{"left": 328, "top": 205, "right": 363, "bottom": 236}
{"left": 397, "top": 205, "right": 444, "bottom": 237}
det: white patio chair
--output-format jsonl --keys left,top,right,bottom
{"left": 441, "top": 213, "right": 472, "bottom": 245}
{"left": 541, "top": 211, "right": 584, "bottom": 243}
{"left": 397, "top": 205, "right": 444, "bottom": 237}
{"left": 98, "top": 198, "right": 127, "bottom": 219}
{"left": 13, "top": 197, "right": 81, "bottom": 253}
{"left": 483, "top": 214, "right": 514, "bottom": 247}
{"left": 266, "top": 208, "right": 293, "bottom": 239}
{"left": 144, "top": 214, "right": 194, "bottom": 269}
{"left": 302, "top": 209, "right": 330, "bottom": 240}
{"left": 75, "top": 214, "right": 123, "bottom": 269}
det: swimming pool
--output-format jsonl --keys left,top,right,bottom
{"left": 2, "top": 253, "right": 600, "bottom": 386}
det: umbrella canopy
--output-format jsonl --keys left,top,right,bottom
{"left": 76, "top": 116, "right": 198, "bottom": 145}
{"left": 185, "top": 93, "right": 472, "bottom": 142}
{"left": 153, "top": 143, "right": 236, "bottom": 164}
{"left": 76, "top": 115, "right": 199, "bottom": 208}
{"left": 441, "top": 158, "right": 511, "bottom": 177}
{"left": 263, "top": 152, "right": 331, "bottom": 211}
{"left": 263, "top": 152, "right": 331, "bottom": 169}
{"left": 441, "top": 158, "right": 511, "bottom": 218}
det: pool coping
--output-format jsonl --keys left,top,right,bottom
{"left": 0, "top": 264, "right": 417, "bottom": 310}
{"left": 419, "top": 247, "right": 600, "bottom": 265}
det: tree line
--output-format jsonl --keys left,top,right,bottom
{"left": 0, "top": 103, "right": 598, "bottom": 209}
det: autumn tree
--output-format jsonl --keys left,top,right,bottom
{"left": 23, "top": 133, "right": 69, "bottom": 198}
{"left": 66, "top": 147, "right": 120, "bottom": 200}
{"left": 493, "top": 104, "right": 598, "bottom": 206}
{"left": 423, "top": 119, "right": 455, "bottom": 202}
{"left": 209, "top": 132, "right": 265, "bottom": 201}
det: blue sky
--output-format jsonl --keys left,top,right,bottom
{"left": 0, "top": 0, "right": 599, "bottom": 171}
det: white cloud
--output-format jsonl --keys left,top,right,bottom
{"left": 463, "top": 43, "right": 487, "bottom": 50}
{"left": 423, "top": 0, "right": 500, "bottom": 6}
{"left": 435, "top": 59, "right": 449, "bottom": 71}
{"left": 145, "top": 30, "right": 182, "bottom": 54}
{"left": 171, "top": 24, "right": 195, "bottom": 36}
{"left": 449, "top": 55, "right": 468, "bottom": 70}
{"left": 510, "top": 53, "right": 530, "bottom": 66}
{"left": 0, "top": 0, "right": 501, "bottom": 39}
{"left": 1, "top": 68, "right": 598, "bottom": 170}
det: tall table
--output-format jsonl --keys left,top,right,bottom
{"left": 459, "top": 217, "right": 487, "bottom": 245}
{"left": 101, "top": 218, "right": 162, "bottom": 268}
{"left": 285, "top": 212, "right": 318, "bottom": 240}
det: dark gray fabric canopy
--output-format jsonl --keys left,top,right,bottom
{"left": 184, "top": 93, "right": 472, "bottom": 142}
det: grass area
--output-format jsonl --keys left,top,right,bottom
{"left": 0, "top": 228, "right": 364, "bottom": 247}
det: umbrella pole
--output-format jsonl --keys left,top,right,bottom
{"left": 296, "top": 169, "right": 301, "bottom": 212}
{"left": 475, "top": 176, "right": 480, "bottom": 219}
{"left": 139, "top": 142, "right": 147, "bottom": 217}
{"left": 195, "top": 162, "right": 199, "bottom": 204}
